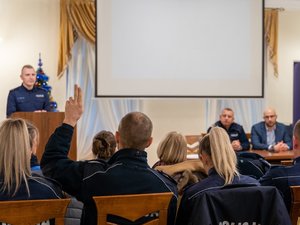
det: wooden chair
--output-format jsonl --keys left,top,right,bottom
{"left": 185, "top": 134, "right": 203, "bottom": 154}
{"left": 0, "top": 198, "right": 70, "bottom": 225}
{"left": 93, "top": 192, "right": 173, "bottom": 225}
{"left": 281, "top": 160, "right": 294, "bottom": 166}
{"left": 290, "top": 186, "right": 300, "bottom": 225}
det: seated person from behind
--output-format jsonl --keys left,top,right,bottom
{"left": 26, "top": 120, "right": 41, "bottom": 171}
{"left": 0, "top": 118, "right": 63, "bottom": 201}
{"left": 208, "top": 107, "right": 250, "bottom": 151}
{"left": 152, "top": 131, "right": 203, "bottom": 193}
{"left": 6, "top": 64, "right": 51, "bottom": 117}
{"left": 92, "top": 130, "right": 116, "bottom": 160}
{"left": 175, "top": 127, "right": 259, "bottom": 224}
{"left": 40, "top": 85, "right": 178, "bottom": 225}
{"left": 251, "top": 107, "right": 292, "bottom": 151}
{"left": 152, "top": 131, "right": 187, "bottom": 168}
{"left": 260, "top": 119, "right": 300, "bottom": 212}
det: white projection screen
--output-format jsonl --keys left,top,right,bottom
{"left": 96, "top": 0, "right": 264, "bottom": 98}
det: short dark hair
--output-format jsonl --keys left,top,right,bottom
{"left": 118, "top": 112, "right": 152, "bottom": 150}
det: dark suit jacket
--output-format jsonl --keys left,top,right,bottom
{"left": 251, "top": 121, "right": 292, "bottom": 150}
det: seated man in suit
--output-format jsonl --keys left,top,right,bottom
{"left": 260, "top": 119, "right": 300, "bottom": 212}
{"left": 207, "top": 108, "right": 250, "bottom": 151}
{"left": 251, "top": 107, "right": 292, "bottom": 151}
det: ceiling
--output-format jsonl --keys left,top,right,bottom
{"left": 265, "top": 0, "right": 300, "bottom": 10}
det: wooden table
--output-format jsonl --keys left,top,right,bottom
{"left": 187, "top": 150, "right": 295, "bottom": 165}
{"left": 250, "top": 149, "right": 295, "bottom": 164}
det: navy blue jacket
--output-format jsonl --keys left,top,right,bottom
{"left": 208, "top": 121, "right": 250, "bottom": 150}
{"left": 6, "top": 84, "right": 50, "bottom": 117}
{"left": 0, "top": 173, "right": 63, "bottom": 200}
{"left": 176, "top": 169, "right": 260, "bottom": 225}
{"left": 251, "top": 121, "right": 292, "bottom": 150}
{"left": 41, "top": 124, "right": 178, "bottom": 225}
{"left": 176, "top": 184, "right": 291, "bottom": 225}
{"left": 260, "top": 157, "right": 300, "bottom": 211}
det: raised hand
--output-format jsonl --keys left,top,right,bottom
{"left": 63, "top": 84, "right": 83, "bottom": 127}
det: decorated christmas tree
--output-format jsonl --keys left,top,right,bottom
{"left": 35, "top": 54, "right": 58, "bottom": 112}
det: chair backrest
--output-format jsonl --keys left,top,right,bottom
{"left": 178, "top": 185, "right": 291, "bottom": 225}
{"left": 236, "top": 152, "right": 271, "bottom": 179}
{"left": 93, "top": 192, "right": 173, "bottom": 225}
{"left": 290, "top": 186, "right": 300, "bottom": 225}
{"left": 185, "top": 134, "right": 203, "bottom": 154}
{"left": 0, "top": 198, "right": 70, "bottom": 225}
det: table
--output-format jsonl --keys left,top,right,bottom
{"left": 250, "top": 149, "right": 295, "bottom": 164}
{"left": 187, "top": 150, "right": 295, "bottom": 164}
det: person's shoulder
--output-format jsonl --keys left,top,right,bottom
{"left": 276, "top": 122, "right": 286, "bottom": 128}
{"left": 252, "top": 121, "right": 264, "bottom": 129}
{"left": 29, "top": 174, "right": 64, "bottom": 197}
{"left": 30, "top": 173, "right": 61, "bottom": 186}
{"left": 183, "top": 176, "right": 218, "bottom": 198}
{"left": 232, "top": 122, "right": 243, "bottom": 129}
{"left": 263, "top": 165, "right": 288, "bottom": 177}
{"left": 9, "top": 85, "right": 23, "bottom": 93}
{"left": 238, "top": 174, "right": 260, "bottom": 184}
{"left": 34, "top": 86, "right": 48, "bottom": 93}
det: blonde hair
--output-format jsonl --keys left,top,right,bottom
{"left": 0, "top": 118, "right": 31, "bottom": 196}
{"left": 92, "top": 130, "right": 116, "bottom": 160}
{"left": 157, "top": 131, "right": 187, "bottom": 164}
{"left": 199, "top": 127, "right": 238, "bottom": 184}
{"left": 26, "top": 121, "right": 39, "bottom": 149}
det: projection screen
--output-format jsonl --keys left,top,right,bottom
{"left": 96, "top": 0, "right": 264, "bottom": 98}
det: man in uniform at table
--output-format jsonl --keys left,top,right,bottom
{"left": 6, "top": 64, "right": 50, "bottom": 117}
{"left": 251, "top": 108, "right": 292, "bottom": 151}
{"left": 208, "top": 107, "right": 250, "bottom": 151}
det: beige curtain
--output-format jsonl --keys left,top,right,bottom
{"left": 265, "top": 9, "right": 279, "bottom": 77}
{"left": 58, "top": 4, "right": 278, "bottom": 78}
{"left": 58, "top": 0, "right": 95, "bottom": 77}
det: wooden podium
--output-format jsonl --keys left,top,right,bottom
{"left": 11, "top": 112, "right": 77, "bottom": 161}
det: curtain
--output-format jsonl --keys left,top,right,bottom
{"left": 205, "top": 99, "right": 265, "bottom": 133}
{"left": 59, "top": 0, "right": 140, "bottom": 159}
{"left": 265, "top": 9, "right": 279, "bottom": 77}
{"left": 58, "top": 0, "right": 95, "bottom": 77}
{"left": 67, "top": 0, "right": 95, "bottom": 44}
{"left": 64, "top": 36, "right": 141, "bottom": 160}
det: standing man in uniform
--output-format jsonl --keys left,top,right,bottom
{"left": 6, "top": 64, "right": 50, "bottom": 117}
{"left": 208, "top": 107, "right": 250, "bottom": 151}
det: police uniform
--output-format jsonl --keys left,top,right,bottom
{"left": 0, "top": 173, "right": 63, "bottom": 200}
{"left": 208, "top": 121, "right": 250, "bottom": 150}
{"left": 260, "top": 157, "right": 300, "bottom": 211}
{"left": 41, "top": 123, "right": 178, "bottom": 225}
{"left": 176, "top": 168, "right": 260, "bottom": 225}
{"left": 6, "top": 84, "right": 50, "bottom": 117}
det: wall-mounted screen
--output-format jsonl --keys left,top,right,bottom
{"left": 96, "top": 0, "right": 264, "bottom": 98}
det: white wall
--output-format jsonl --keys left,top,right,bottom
{"left": 0, "top": 0, "right": 65, "bottom": 121}
{"left": 143, "top": 99, "right": 206, "bottom": 165}
{"left": 265, "top": 10, "right": 300, "bottom": 124}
